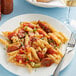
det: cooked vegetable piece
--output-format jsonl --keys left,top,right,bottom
{"left": 41, "top": 58, "right": 54, "bottom": 67}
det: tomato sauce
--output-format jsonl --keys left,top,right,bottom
{"left": 23, "top": 23, "right": 34, "bottom": 29}
{"left": 8, "top": 32, "right": 15, "bottom": 40}
{"left": 38, "top": 20, "right": 52, "bottom": 33}
{"left": 37, "top": 51, "right": 44, "bottom": 59}
{"left": 46, "top": 48, "right": 57, "bottom": 55}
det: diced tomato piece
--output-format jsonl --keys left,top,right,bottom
{"left": 8, "top": 32, "right": 15, "bottom": 40}
{"left": 7, "top": 45, "right": 19, "bottom": 52}
{"left": 19, "top": 29, "right": 25, "bottom": 33}
{"left": 16, "top": 55, "right": 26, "bottom": 63}
{"left": 28, "top": 24, "right": 34, "bottom": 29}
{"left": 17, "top": 29, "right": 25, "bottom": 38}
{"left": 37, "top": 29, "right": 46, "bottom": 36}
{"left": 15, "top": 55, "right": 23, "bottom": 62}
{"left": 30, "top": 36, "right": 37, "bottom": 42}
{"left": 21, "top": 46, "right": 25, "bottom": 50}
{"left": 23, "top": 23, "right": 34, "bottom": 29}
{"left": 41, "top": 58, "right": 54, "bottom": 67}
{"left": 16, "top": 55, "right": 22, "bottom": 62}
{"left": 28, "top": 32, "right": 34, "bottom": 37}
{"left": 50, "top": 43, "right": 54, "bottom": 46}
{"left": 25, "top": 40, "right": 31, "bottom": 48}
{"left": 19, "top": 49, "right": 25, "bottom": 54}
{"left": 46, "top": 48, "right": 57, "bottom": 55}
{"left": 37, "top": 51, "right": 44, "bottom": 59}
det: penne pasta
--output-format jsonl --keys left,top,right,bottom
{"left": 27, "top": 52, "right": 32, "bottom": 60}
{"left": 8, "top": 50, "right": 19, "bottom": 56}
{"left": 53, "top": 32, "right": 64, "bottom": 43}
{"left": 0, "top": 21, "right": 68, "bottom": 72}
{"left": 40, "top": 39, "right": 57, "bottom": 53}
{"left": 48, "top": 33, "right": 62, "bottom": 46}
{"left": 37, "top": 28, "right": 49, "bottom": 38}
{"left": 26, "top": 63, "right": 32, "bottom": 72}
{"left": 2, "top": 31, "right": 10, "bottom": 37}
{"left": 0, "top": 39, "right": 9, "bottom": 46}
{"left": 59, "top": 32, "right": 68, "bottom": 43}
{"left": 25, "top": 35, "right": 30, "bottom": 47}
{"left": 37, "top": 40, "right": 45, "bottom": 48}
{"left": 30, "top": 47, "right": 40, "bottom": 61}
{"left": 47, "top": 54, "right": 58, "bottom": 64}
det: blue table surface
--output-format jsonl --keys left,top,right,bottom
{"left": 0, "top": 0, "right": 76, "bottom": 76}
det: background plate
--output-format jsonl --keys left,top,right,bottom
{"left": 26, "top": 0, "right": 66, "bottom": 8}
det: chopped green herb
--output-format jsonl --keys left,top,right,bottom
{"left": 41, "top": 37, "right": 44, "bottom": 40}
{"left": 6, "top": 45, "right": 8, "bottom": 48}
{"left": 58, "top": 43, "right": 61, "bottom": 48}
{"left": 54, "top": 44, "right": 57, "bottom": 49}
{"left": 26, "top": 58, "right": 29, "bottom": 61}
{"left": 24, "top": 26, "right": 28, "bottom": 30}
{"left": 24, "top": 32, "right": 28, "bottom": 35}
{"left": 6, "top": 38, "right": 11, "bottom": 43}
{"left": 30, "top": 62, "right": 35, "bottom": 67}
{"left": 16, "top": 40, "right": 18, "bottom": 42}
{"left": 48, "top": 39, "right": 54, "bottom": 44}
{"left": 33, "top": 28, "right": 37, "bottom": 32}
{"left": 42, "top": 26, "right": 45, "bottom": 29}
{"left": 34, "top": 63, "right": 41, "bottom": 68}
{"left": 20, "top": 42, "right": 24, "bottom": 46}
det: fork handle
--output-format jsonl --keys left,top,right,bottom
{"left": 53, "top": 53, "right": 66, "bottom": 76}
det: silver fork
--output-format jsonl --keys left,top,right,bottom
{"left": 53, "top": 32, "right": 76, "bottom": 76}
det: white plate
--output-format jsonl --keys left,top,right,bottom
{"left": 0, "top": 14, "right": 74, "bottom": 76}
{"left": 26, "top": 0, "right": 66, "bottom": 8}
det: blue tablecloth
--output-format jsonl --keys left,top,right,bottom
{"left": 0, "top": 0, "right": 76, "bottom": 76}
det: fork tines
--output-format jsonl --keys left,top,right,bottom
{"left": 68, "top": 32, "right": 76, "bottom": 47}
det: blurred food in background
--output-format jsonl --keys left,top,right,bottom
{"left": 37, "top": 0, "right": 52, "bottom": 2}
{"left": 67, "top": 1, "right": 76, "bottom": 6}
{"left": 61, "top": 0, "right": 76, "bottom": 6}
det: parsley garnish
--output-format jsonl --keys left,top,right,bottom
{"left": 24, "top": 26, "right": 28, "bottom": 30}
{"left": 33, "top": 28, "right": 37, "bottom": 32}
{"left": 42, "top": 26, "right": 45, "bottom": 29}
{"left": 54, "top": 44, "right": 57, "bottom": 49}
{"left": 57, "top": 43, "right": 61, "bottom": 48}
{"left": 41, "top": 37, "right": 44, "bottom": 40}
{"left": 20, "top": 42, "right": 24, "bottom": 46}
{"left": 6, "top": 45, "right": 8, "bottom": 48}
{"left": 48, "top": 39, "right": 54, "bottom": 44}
{"left": 26, "top": 58, "right": 29, "bottom": 61}
{"left": 24, "top": 32, "right": 28, "bottom": 35}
